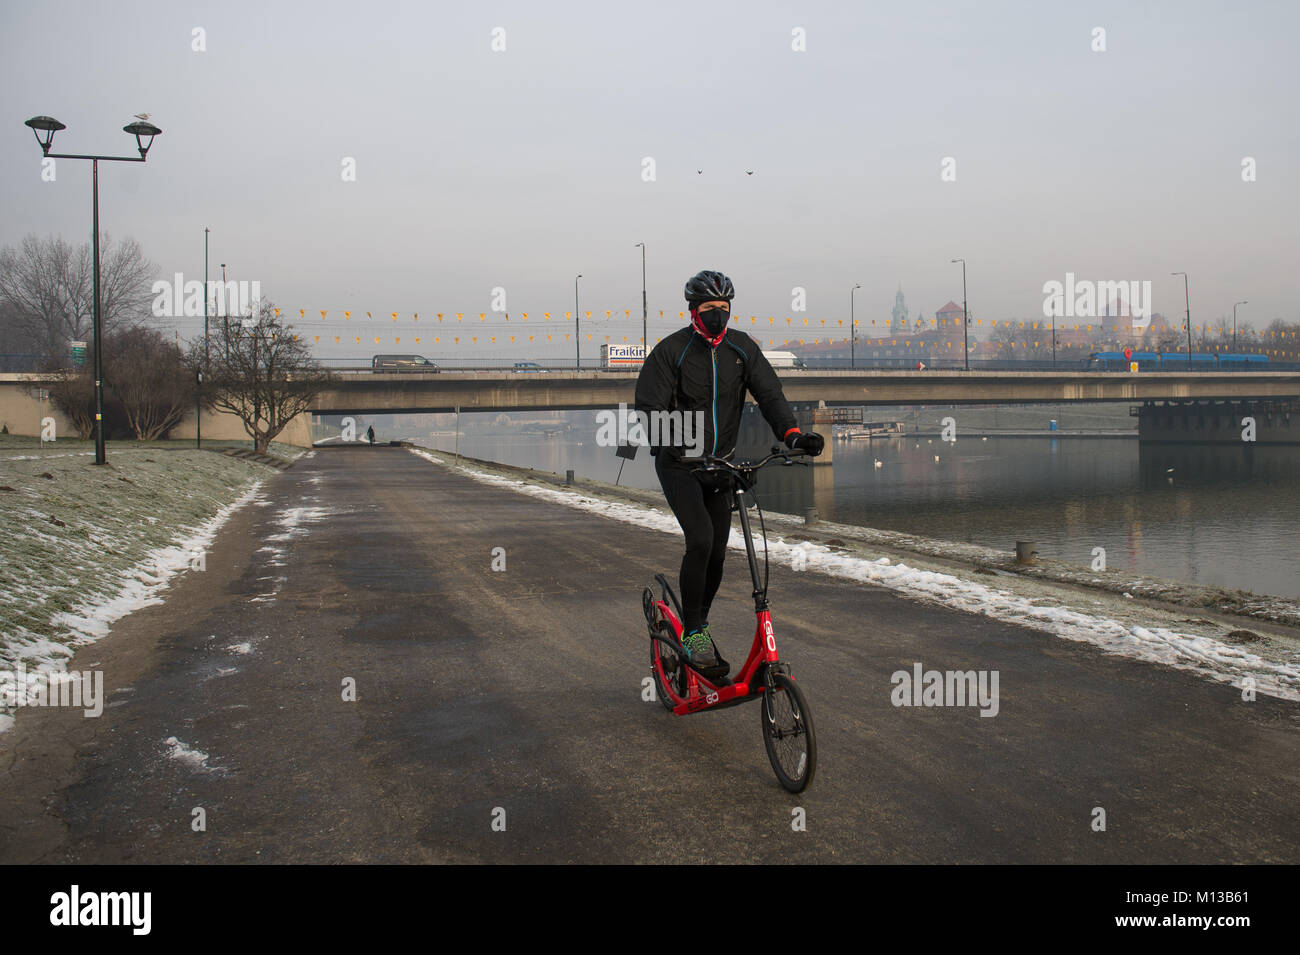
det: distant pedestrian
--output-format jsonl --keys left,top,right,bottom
{"left": 366, "top": 425, "right": 376, "bottom": 445}
{"left": 916, "top": 360, "right": 926, "bottom": 371}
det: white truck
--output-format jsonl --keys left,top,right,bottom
{"left": 762, "top": 350, "right": 806, "bottom": 369}
{"left": 600, "top": 344, "right": 645, "bottom": 369}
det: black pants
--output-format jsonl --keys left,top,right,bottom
{"left": 656, "top": 454, "right": 732, "bottom": 632}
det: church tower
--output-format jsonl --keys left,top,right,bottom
{"left": 891, "top": 285, "right": 908, "bottom": 333}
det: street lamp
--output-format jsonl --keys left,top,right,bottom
{"left": 24, "top": 114, "right": 162, "bottom": 465}
{"left": 198, "top": 228, "right": 210, "bottom": 450}
{"left": 1172, "top": 272, "right": 1191, "bottom": 357}
{"left": 1233, "top": 300, "right": 1247, "bottom": 352}
{"left": 220, "top": 263, "right": 229, "bottom": 356}
{"left": 574, "top": 274, "right": 583, "bottom": 369}
{"left": 1051, "top": 297, "right": 1057, "bottom": 369}
{"left": 951, "top": 258, "right": 969, "bottom": 371}
{"left": 850, "top": 284, "right": 862, "bottom": 368}
{"left": 635, "top": 243, "right": 647, "bottom": 357}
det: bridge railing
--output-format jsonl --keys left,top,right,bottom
{"left": 322, "top": 358, "right": 1300, "bottom": 374}
{"left": 0, "top": 353, "right": 52, "bottom": 373}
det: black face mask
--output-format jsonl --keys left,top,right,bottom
{"left": 698, "top": 306, "right": 729, "bottom": 337}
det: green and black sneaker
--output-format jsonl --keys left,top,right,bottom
{"left": 680, "top": 627, "right": 719, "bottom": 669}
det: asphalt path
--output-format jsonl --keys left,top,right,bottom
{"left": 1, "top": 447, "right": 1296, "bottom": 863}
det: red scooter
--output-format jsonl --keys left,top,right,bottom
{"left": 642, "top": 447, "right": 817, "bottom": 792}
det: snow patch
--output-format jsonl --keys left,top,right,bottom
{"left": 266, "top": 505, "right": 332, "bottom": 542}
{"left": 0, "top": 451, "right": 95, "bottom": 461}
{"left": 163, "top": 736, "right": 227, "bottom": 774}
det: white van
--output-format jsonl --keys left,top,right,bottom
{"left": 762, "top": 350, "right": 805, "bottom": 369}
{"left": 372, "top": 354, "right": 440, "bottom": 372}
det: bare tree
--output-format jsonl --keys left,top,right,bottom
{"left": 0, "top": 233, "right": 154, "bottom": 359}
{"left": 0, "top": 299, "right": 43, "bottom": 370}
{"left": 988, "top": 320, "right": 1053, "bottom": 359}
{"left": 110, "top": 327, "right": 193, "bottom": 440}
{"left": 202, "top": 302, "right": 332, "bottom": 452}
{"left": 1153, "top": 329, "right": 1183, "bottom": 353}
{"left": 37, "top": 357, "right": 96, "bottom": 440}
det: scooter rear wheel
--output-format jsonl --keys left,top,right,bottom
{"left": 650, "top": 623, "right": 687, "bottom": 711}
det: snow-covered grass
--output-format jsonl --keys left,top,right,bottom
{"left": 409, "top": 447, "right": 1300, "bottom": 702}
{"left": 0, "top": 434, "right": 306, "bottom": 462}
{"left": 0, "top": 448, "right": 275, "bottom": 726}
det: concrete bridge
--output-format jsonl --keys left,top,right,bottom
{"left": 312, "top": 369, "right": 1300, "bottom": 415}
{"left": 4, "top": 369, "right": 1299, "bottom": 448}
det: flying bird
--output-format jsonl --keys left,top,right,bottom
{"left": 697, "top": 169, "right": 703, "bottom": 174}
{"left": 745, "top": 170, "right": 754, "bottom": 175}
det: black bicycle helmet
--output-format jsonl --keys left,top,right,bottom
{"left": 684, "top": 270, "right": 735, "bottom": 306}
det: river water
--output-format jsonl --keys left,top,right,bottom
{"left": 392, "top": 415, "right": 1300, "bottom": 601}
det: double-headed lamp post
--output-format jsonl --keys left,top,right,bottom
{"left": 24, "top": 115, "right": 162, "bottom": 465}
{"left": 635, "top": 243, "right": 647, "bottom": 356}
{"left": 951, "top": 258, "right": 969, "bottom": 371}
{"left": 850, "top": 283, "right": 862, "bottom": 368}
{"left": 221, "top": 263, "right": 229, "bottom": 357}
{"left": 574, "top": 274, "right": 583, "bottom": 369}
{"left": 1172, "top": 271, "right": 1191, "bottom": 357}
{"left": 199, "top": 228, "right": 210, "bottom": 450}
{"left": 1233, "top": 301, "right": 1247, "bottom": 352}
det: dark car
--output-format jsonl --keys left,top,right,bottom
{"left": 372, "top": 354, "right": 439, "bottom": 372}
{"left": 512, "top": 361, "right": 544, "bottom": 373}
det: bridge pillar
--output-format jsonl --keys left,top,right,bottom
{"left": 1136, "top": 399, "right": 1298, "bottom": 444}
{"left": 737, "top": 402, "right": 833, "bottom": 464}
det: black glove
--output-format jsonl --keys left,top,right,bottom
{"left": 787, "top": 430, "right": 824, "bottom": 456}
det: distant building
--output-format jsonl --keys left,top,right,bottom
{"left": 782, "top": 287, "right": 1250, "bottom": 366}
{"left": 935, "top": 301, "right": 965, "bottom": 328}
{"left": 793, "top": 293, "right": 976, "bottom": 366}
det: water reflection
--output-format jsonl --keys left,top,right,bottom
{"left": 831, "top": 437, "right": 1300, "bottom": 599}
{"left": 396, "top": 413, "right": 1299, "bottom": 600}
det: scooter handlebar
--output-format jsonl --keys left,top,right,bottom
{"left": 679, "top": 447, "right": 812, "bottom": 475}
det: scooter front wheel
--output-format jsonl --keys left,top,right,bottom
{"left": 760, "top": 671, "right": 816, "bottom": 792}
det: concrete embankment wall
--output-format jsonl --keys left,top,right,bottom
{"left": 170, "top": 409, "right": 313, "bottom": 447}
{"left": 0, "top": 384, "right": 74, "bottom": 437}
{"left": 0, "top": 376, "right": 312, "bottom": 447}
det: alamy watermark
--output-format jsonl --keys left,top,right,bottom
{"left": 151, "top": 274, "right": 262, "bottom": 318}
{"left": 1042, "top": 272, "right": 1151, "bottom": 327}
{"left": 50, "top": 885, "right": 150, "bottom": 935}
{"left": 891, "top": 662, "right": 999, "bottom": 717}
{"left": 1, "top": 663, "right": 104, "bottom": 717}
{"left": 595, "top": 403, "right": 706, "bottom": 457}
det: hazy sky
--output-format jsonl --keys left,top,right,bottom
{"left": 3, "top": 0, "right": 1297, "bottom": 360}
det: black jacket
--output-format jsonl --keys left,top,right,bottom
{"left": 634, "top": 326, "right": 800, "bottom": 463}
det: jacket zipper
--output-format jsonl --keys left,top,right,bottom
{"left": 711, "top": 348, "right": 718, "bottom": 454}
